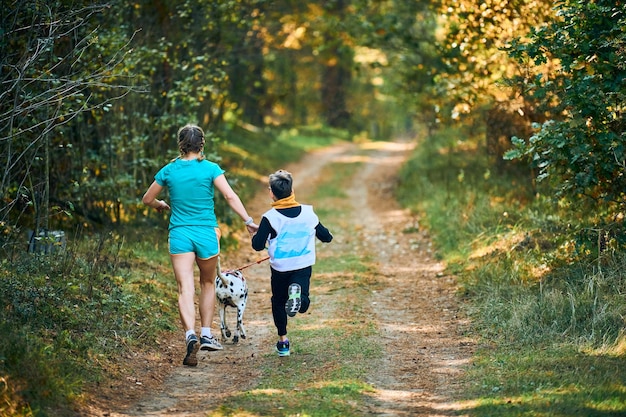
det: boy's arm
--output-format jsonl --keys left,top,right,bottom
{"left": 251, "top": 217, "right": 273, "bottom": 251}
{"left": 315, "top": 222, "right": 333, "bottom": 243}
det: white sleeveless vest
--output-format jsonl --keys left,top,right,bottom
{"left": 264, "top": 205, "right": 319, "bottom": 272}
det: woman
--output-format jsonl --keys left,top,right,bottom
{"left": 143, "top": 124, "right": 258, "bottom": 366}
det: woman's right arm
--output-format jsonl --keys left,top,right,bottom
{"left": 142, "top": 181, "right": 170, "bottom": 212}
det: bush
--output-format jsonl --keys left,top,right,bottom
{"left": 0, "top": 232, "right": 176, "bottom": 416}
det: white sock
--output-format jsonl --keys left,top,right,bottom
{"left": 185, "top": 329, "right": 196, "bottom": 340}
{"left": 201, "top": 327, "right": 212, "bottom": 338}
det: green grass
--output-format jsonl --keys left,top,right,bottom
{"left": 276, "top": 125, "right": 352, "bottom": 151}
{"left": 397, "top": 126, "right": 626, "bottom": 416}
{"left": 465, "top": 346, "right": 626, "bottom": 416}
{"left": 216, "top": 381, "right": 373, "bottom": 417}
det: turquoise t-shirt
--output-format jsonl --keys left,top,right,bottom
{"left": 154, "top": 158, "right": 225, "bottom": 229}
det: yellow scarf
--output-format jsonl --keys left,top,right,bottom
{"left": 271, "top": 192, "right": 300, "bottom": 209}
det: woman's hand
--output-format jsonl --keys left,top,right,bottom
{"left": 155, "top": 200, "right": 170, "bottom": 212}
{"left": 245, "top": 222, "right": 258, "bottom": 234}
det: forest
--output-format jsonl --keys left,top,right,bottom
{"left": 2, "top": 0, "right": 623, "bottom": 239}
{"left": 1, "top": 0, "right": 625, "bottom": 415}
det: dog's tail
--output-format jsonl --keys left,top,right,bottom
{"left": 216, "top": 256, "right": 231, "bottom": 287}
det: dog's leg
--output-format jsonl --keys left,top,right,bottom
{"left": 232, "top": 303, "right": 240, "bottom": 344}
{"left": 237, "top": 304, "right": 246, "bottom": 340}
{"left": 219, "top": 303, "right": 230, "bottom": 340}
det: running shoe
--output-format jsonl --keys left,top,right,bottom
{"left": 200, "top": 334, "right": 224, "bottom": 351}
{"left": 276, "top": 339, "right": 290, "bottom": 357}
{"left": 183, "top": 334, "right": 199, "bottom": 366}
{"left": 285, "top": 283, "right": 302, "bottom": 317}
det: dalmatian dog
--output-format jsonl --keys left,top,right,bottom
{"left": 215, "top": 257, "right": 248, "bottom": 344}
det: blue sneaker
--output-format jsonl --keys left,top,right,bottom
{"left": 183, "top": 334, "right": 199, "bottom": 366}
{"left": 286, "top": 283, "right": 301, "bottom": 317}
{"left": 276, "top": 339, "right": 290, "bottom": 357}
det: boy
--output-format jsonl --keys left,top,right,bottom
{"left": 251, "top": 170, "right": 333, "bottom": 356}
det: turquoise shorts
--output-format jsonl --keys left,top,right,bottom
{"left": 168, "top": 226, "right": 220, "bottom": 259}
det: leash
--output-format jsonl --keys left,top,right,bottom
{"left": 225, "top": 256, "right": 270, "bottom": 273}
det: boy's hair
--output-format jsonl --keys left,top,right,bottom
{"left": 269, "top": 170, "right": 293, "bottom": 199}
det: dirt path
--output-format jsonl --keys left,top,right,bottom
{"left": 89, "top": 139, "right": 473, "bottom": 417}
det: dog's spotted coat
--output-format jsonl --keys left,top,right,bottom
{"left": 215, "top": 258, "right": 248, "bottom": 343}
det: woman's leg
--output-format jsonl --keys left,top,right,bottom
{"left": 170, "top": 252, "right": 197, "bottom": 332}
{"left": 197, "top": 255, "right": 218, "bottom": 329}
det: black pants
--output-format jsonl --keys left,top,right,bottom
{"left": 270, "top": 266, "right": 311, "bottom": 336}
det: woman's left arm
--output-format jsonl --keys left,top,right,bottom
{"left": 214, "top": 174, "right": 258, "bottom": 233}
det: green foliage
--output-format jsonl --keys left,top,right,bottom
{"left": 505, "top": 0, "right": 626, "bottom": 214}
{"left": 1, "top": 0, "right": 429, "bottom": 246}
{"left": 1, "top": 0, "right": 278, "bottom": 238}
{"left": 0, "top": 323, "right": 81, "bottom": 417}
{"left": 0, "top": 0, "right": 147, "bottom": 227}
{"left": 435, "top": 0, "right": 556, "bottom": 122}
{"left": 352, "top": 0, "right": 441, "bottom": 129}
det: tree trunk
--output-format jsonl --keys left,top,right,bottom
{"left": 321, "top": 0, "right": 352, "bottom": 129}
